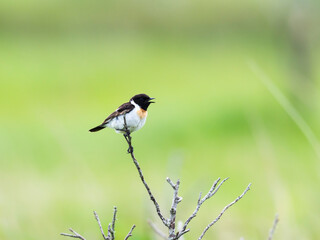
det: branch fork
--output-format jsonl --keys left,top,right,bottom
{"left": 122, "top": 116, "right": 252, "bottom": 239}
{"left": 61, "top": 114, "right": 278, "bottom": 240}
{"left": 61, "top": 207, "right": 135, "bottom": 240}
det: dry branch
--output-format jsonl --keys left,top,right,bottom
{"left": 61, "top": 208, "right": 135, "bottom": 240}
{"left": 124, "top": 225, "right": 136, "bottom": 240}
{"left": 177, "top": 177, "right": 229, "bottom": 238}
{"left": 167, "top": 178, "right": 182, "bottom": 239}
{"left": 94, "top": 211, "right": 108, "bottom": 240}
{"left": 61, "top": 114, "right": 269, "bottom": 240}
{"left": 123, "top": 116, "right": 169, "bottom": 227}
{"left": 61, "top": 228, "right": 86, "bottom": 240}
{"left": 198, "top": 183, "right": 251, "bottom": 240}
{"left": 122, "top": 119, "right": 252, "bottom": 240}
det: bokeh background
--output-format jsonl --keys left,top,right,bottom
{"left": 1, "top": 0, "right": 320, "bottom": 239}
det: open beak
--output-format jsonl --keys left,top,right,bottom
{"left": 149, "top": 97, "right": 155, "bottom": 103}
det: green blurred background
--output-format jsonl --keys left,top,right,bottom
{"left": 1, "top": 0, "right": 320, "bottom": 239}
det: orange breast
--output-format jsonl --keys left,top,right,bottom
{"left": 137, "top": 108, "right": 147, "bottom": 119}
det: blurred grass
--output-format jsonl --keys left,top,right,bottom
{"left": 1, "top": 0, "right": 320, "bottom": 239}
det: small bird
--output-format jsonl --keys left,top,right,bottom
{"left": 89, "top": 94, "right": 155, "bottom": 134}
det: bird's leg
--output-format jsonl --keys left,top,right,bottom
{"left": 123, "top": 116, "right": 133, "bottom": 154}
{"left": 123, "top": 133, "right": 129, "bottom": 142}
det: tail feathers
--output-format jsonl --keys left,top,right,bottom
{"left": 89, "top": 125, "right": 105, "bottom": 132}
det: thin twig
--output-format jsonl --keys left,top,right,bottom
{"left": 148, "top": 220, "right": 167, "bottom": 240}
{"left": 61, "top": 228, "right": 86, "bottom": 240}
{"left": 167, "top": 178, "right": 176, "bottom": 188}
{"left": 94, "top": 211, "right": 108, "bottom": 240}
{"left": 198, "top": 183, "right": 252, "bottom": 240}
{"left": 109, "top": 206, "right": 117, "bottom": 240}
{"left": 123, "top": 116, "right": 168, "bottom": 227}
{"left": 177, "top": 177, "right": 229, "bottom": 238}
{"left": 167, "top": 178, "right": 182, "bottom": 239}
{"left": 124, "top": 225, "right": 136, "bottom": 240}
{"left": 268, "top": 214, "right": 279, "bottom": 240}
{"left": 61, "top": 209, "right": 134, "bottom": 240}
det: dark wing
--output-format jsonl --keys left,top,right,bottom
{"left": 102, "top": 102, "right": 134, "bottom": 125}
{"left": 89, "top": 102, "right": 135, "bottom": 132}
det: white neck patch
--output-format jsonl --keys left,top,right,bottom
{"left": 131, "top": 100, "right": 140, "bottom": 109}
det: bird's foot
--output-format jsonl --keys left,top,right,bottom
{"left": 127, "top": 146, "right": 134, "bottom": 154}
{"left": 123, "top": 132, "right": 133, "bottom": 153}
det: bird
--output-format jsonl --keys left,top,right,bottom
{"left": 89, "top": 94, "right": 155, "bottom": 135}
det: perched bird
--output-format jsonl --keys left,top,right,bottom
{"left": 89, "top": 94, "right": 155, "bottom": 134}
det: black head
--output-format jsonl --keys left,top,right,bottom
{"left": 131, "top": 94, "right": 155, "bottom": 110}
